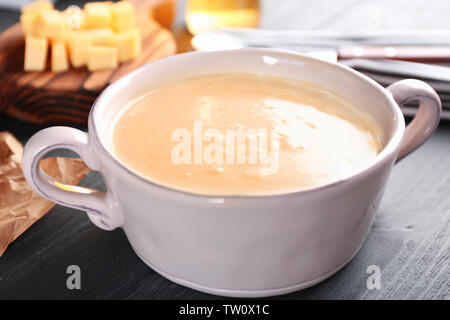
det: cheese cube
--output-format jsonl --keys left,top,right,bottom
{"left": 24, "top": 35, "right": 48, "bottom": 71}
{"left": 67, "top": 31, "right": 91, "bottom": 67}
{"left": 34, "top": 10, "right": 66, "bottom": 40}
{"left": 20, "top": 0, "right": 53, "bottom": 35}
{"left": 85, "top": 2, "right": 112, "bottom": 29}
{"left": 111, "top": 1, "right": 135, "bottom": 32}
{"left": 115, "top": 29, "right": 141, "bottom": 62}
{"left": 87, "top": 46, "right": 118, "bottom": 71}
{"left": 88, "top": 28, "right": 116, "bottom": 46}
{"left": 20, "top": 1, "right": 142, "bottom": 73}
{"left": 21, "top": 0, "right": 53, "bottom": 14}
{"left": 51, "top": 41, "right": 69, "bottom": 72}
{"left": 21, "top": 13, "right": 38, "bottom": 34}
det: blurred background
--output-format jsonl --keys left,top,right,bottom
{"left": 3, "top": 0, "right": 448, "bottom": 118}
{"left": 3, "top": 0, "right": 450, "bottom": 42}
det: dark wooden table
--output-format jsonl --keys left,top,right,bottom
{"left": 0, "top": 0, "right": 449, "bottom": 300}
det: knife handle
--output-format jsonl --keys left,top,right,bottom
{"left": 338, "top": 46, "right": 450, "bottom": 63}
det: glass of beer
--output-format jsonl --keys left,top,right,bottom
{"left": 186, "top": 0, "right": 260, "bottom": 35}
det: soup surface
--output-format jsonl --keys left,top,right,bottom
{"left": 111, "top": 73, "right": 381, "bottom": 195}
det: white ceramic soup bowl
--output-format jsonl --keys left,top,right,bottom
{"left": 22, "top": 49, "right": 441, "bottom": 297}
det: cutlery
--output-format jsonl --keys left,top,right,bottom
{"left": 192, "top": 30, "right": 450, "bottom": 62}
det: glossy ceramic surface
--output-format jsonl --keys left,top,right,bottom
{"left": 22, "top": 49, "right": 441, "bottom": 297}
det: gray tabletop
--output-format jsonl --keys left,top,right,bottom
{"left": 0, "top": 0, "right": 449, "bottom": 300}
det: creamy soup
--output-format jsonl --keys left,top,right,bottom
{"left": 111, "top": 74, "right": 381, "bottom": 195}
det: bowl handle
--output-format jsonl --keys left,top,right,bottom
{"left": 387, "top": 79, "right": 441, "bottom": 163}
{"left": 22, "top": 126, "right": 123, "bottom": 231}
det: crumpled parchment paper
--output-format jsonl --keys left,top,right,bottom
{"left": 0, "top": 132, "right": 90, "bottom": 256}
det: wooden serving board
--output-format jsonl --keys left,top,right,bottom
{"left": 0, "top": 0, "right": 176, "bottom": 125}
